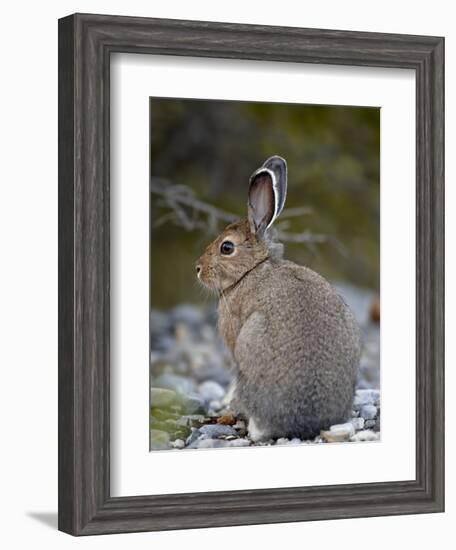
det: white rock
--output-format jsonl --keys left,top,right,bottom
{"left": 321, "top": 422, "right": 355, "bottom": 442}
{"left": 208, "top": 400, "right": 222, "bottom": 412}
{"left": 171, "top": 439, "right": 185, "bottom": 449}
{"left": 351, "top": 417, "right": 365, "bottom": 431}
{"left": 350, "top": 430, "right": 380, "bottom": 442}
{"left": 199, "top": 380, "right": 225, "bottom": 403}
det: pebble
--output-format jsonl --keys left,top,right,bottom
{"left": 175, "top": 414, "right": 205, "bottom": 428}
{"left": 150, "top": 387, "right": 206, "bottom": 415}
{"left": 150, "top": 301, "right": 381, "bottom": 449}
{"left": 191, "top": 361, "right": 232, "bottom": 386}
{"left": 353, "top": 389, "right": 380, "bottom": 410}
{"left": 185, "top": 427, "right": 202, "bottom": 447}
{"left": 199, "top": 424, "right": 237, "bottom": 439}
{"left": 201, "top": 324, "right": 217, "bottom": 342}
{"left": 150, "top": 387, "right": 179, "bottom": 408}
{"left": 152, "top": 408, "right": 181, "bottom": 421}
{"left": 321, "top": 422, "right": 355, "bottom": 443}
{"left": 153, "top": 372, "right": 197, "bottom": 395}
{"left": 172, "top": 304, "right": 205, "bottom": 327}
{"left": 351, "top": 417, "right": 365, "bottom": 431}
{"left": 233, "top": 421, "right": 247, "bottom": 437}
{"left": 208, "top": 400, "right": 222, "bottom": 413}
{"left": 151, "top": 335, "right": 175, "bottom": 353}
{"left": 150, "top": 309, "right": 172, "bottom": 336}
{"left": 350, "top": 430, "right": 380, "bottom": 442}
{"left": 150, "top": 429, "right": 171, "bottom": 450}
{"left": 199, "top": 380, "right": 226, "bottom": 403}
{"left": 189, "top": 437, "right": 251, "bottom": 449}
{"left": 175, "top": 322, "right": 192, "bottom": 343}
{"left": 188, "top": 439, "right": 231, "bottom": 449}
{"left": 360, "top": 404, "right": 378, "bottom": 420}
{"left": 183, "top": 393, "right": 206, "bottom": 414}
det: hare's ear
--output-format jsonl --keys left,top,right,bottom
{"left": 248, "top": 156, "right": 287, "bottom": 238}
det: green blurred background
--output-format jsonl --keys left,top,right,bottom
{"left": 150, "top": 98, "right": 380, "bottom": 309}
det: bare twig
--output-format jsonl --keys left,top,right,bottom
{"left": 150, "top": 177, "right": 237, "bottom": 227}
{"left": 150, "top": 177, "right": 344, "bottom": 253}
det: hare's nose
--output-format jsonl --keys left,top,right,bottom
{"left": 196, "top": 265, "right": 201, "bottom": 276}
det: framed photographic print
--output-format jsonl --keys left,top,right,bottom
{"left": 58, "top": 13, "right": 444, "bottom": 535}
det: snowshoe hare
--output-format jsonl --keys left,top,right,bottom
{"left": 196, "top": 156, "right": 360, "bottom": 441}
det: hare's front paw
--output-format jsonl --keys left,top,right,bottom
{"left": 248, "top": 418, "right": 269, "bottom": 442}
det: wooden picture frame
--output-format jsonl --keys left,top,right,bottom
{"left": 58, "top": 13, "right": 444, "bottom": 535}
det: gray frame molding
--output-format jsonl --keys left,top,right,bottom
{"left": 58, "top": 13, "right": 444, "bottom": 536}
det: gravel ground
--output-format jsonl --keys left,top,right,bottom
{"left": 150, "top": 283, "right": 380, "bottom": 451}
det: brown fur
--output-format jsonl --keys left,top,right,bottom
{"left": 197, "top": 219, "right": 268, "bottom": 295}
{"left": 196, "top": 158, "right": 361, "bottom": 441}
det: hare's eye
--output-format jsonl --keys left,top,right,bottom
{"left": 220, "top": 241, "right": 235, "bottom": 255}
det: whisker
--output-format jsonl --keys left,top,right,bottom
{"left": 194, "top": 277, "right": 218, "bottom": 304}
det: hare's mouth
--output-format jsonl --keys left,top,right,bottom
{"left": 196, "top": 268, "right": 213, "bottom": 288}
{"left": 198, "top": 276, "right": 216, "bottom": 290}
{"left": 197, "top": 269, "right": 226, "bottom": 294}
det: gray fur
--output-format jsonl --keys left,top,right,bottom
{"left": 197, "top": 156, "right": 361, "bottom": 441}
{"left": 218, "top": 259, "right": 360, "bottom": 440}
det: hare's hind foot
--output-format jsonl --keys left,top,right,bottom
{"left": 247, "top": 418, "right": 271, "bottom": 442}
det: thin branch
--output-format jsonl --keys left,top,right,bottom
{"left": 150, "top": 177, "right": 237, "bottom": 226}
{"left": 150, "top": 177, "right": 344, "bottom": 252}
